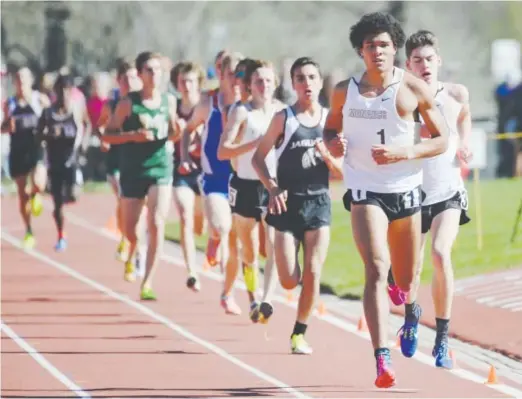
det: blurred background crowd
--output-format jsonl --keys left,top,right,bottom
{"left": 1, "top": 1, "right": 522, "bottom": 182}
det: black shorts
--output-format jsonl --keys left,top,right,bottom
{"left": 343, "top": 186, "right": 423, "bottom": 222}
{"left": 265, "top": 192, "right": 331, "bottom": 241}
{"left": 49, "top": 166, "right": 76, "bottom": 205}
{"left": 229, "top": 173, "right": 267, "bottom": 221}
{"left": 173, "top": 169, "right": 201, "bottom": 196}
{"left": 422, "top": 190, "right": 471, "bottom": 234}
{"left": 9, "top": 145, "right": 44, "bottom": 178}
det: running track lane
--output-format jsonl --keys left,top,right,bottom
{"left": 1, "top": 194, "right": 519, "bottom": 398}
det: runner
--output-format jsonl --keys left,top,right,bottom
{"left": 323, "top": 12, "right": 449, "bottom": 388}
{"left": 170, "top": 61, "right": 206, "bottom": 292}
{"left": 1, "top": 67, "right": 50, "bottom": 248}
{"left": 97, "top": 60, "right": 142, "bottom": 261}
{"left": 220, "top": 57, "right": 257, "bottom": 316}
{"left": 252, "top": 57, "right": 342, "bottom": 350}
{"left": 103, "top": 51, "right": 178, "bottom": 300}
{"left": 218, "top": 59, "right": 285, "bottom": 323}
{"left": 38, "top": 74, "right": 89, "bottom": 251}
{"left": 179, "top": 52, "right": 242, "bottom": 314}
{"left": 397, "top": 30, "right": 472, "bottom": 368}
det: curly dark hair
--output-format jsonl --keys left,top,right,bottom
{"left": 349, "top": 12, "right": 406, "bottom": 53}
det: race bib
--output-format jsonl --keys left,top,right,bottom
{"left": 228, "top": 186, "right": 237, "bottom": 207}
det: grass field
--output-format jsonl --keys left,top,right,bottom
{"left": 165, "top": 178, "right": 522, "bottom": 298}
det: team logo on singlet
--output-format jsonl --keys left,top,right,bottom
{"left": 348, "top": 109, "right": 387, "bottom": 120}
{"left": 139, "top": 114, "right": 168, "bottom": 139}
{"left": 302, "top": 146, "right": 323, "bottom": 169}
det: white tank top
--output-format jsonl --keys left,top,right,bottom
{"left": 236, "top": 102, "right": 278, "bottom": 180}
{"left": 342, "top": 68, "right": 422, "bottom": 193}
{"left": 421, "top": 84, "right": 464, "bottom": 206}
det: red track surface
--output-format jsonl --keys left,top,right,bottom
{"left": 1, "top": 193, "right": 520, "bottom": 398}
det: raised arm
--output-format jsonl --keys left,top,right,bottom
{"left": 217, "top": 104, "right": 257, "bottom": 160}
{"left": 323, "top": 79, "right": 349, "bottom": 157}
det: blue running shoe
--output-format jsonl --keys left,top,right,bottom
{"left": 433, "top": 339, "right": 453, "bottom": 369}
{"left": 399, "top": 304, "right": 422, "bottom": 358}
{"left": 54, "top": 238, "right": 67, "bottom": 252}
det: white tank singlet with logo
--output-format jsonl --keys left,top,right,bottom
{"left": 342, "top": 67, "right": 422, "bottom": 193}
{"left": 235, "top": 103, "right": 278, "bottom": 180}
{"left": 421, "top": 84, "right": 464, "bottom": 206}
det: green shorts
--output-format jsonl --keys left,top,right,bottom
{"left": 120, "top": 175, "right": 173, "bottom": 199}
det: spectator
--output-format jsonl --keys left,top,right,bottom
{"left": 495, "top": 70, "right": 521, "bottom": 178}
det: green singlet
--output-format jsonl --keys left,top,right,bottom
{"left": 119, "top": 91, "right": 173, "bottom": 198}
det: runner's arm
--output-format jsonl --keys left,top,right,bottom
{"left": 453, "top": 84, "right": 472, "bottom": 146}
{"left": 36, "top": 108, "right": 50, "bottom": 140}
{"left": 323, "top": 80, "right": 349, "bottom": 157}
{"left": 217, "top": 105, "right": 257, "bottom": 160}
{"left": 251, "top": 111, "right": 285, "bottom": 191}
{"left": 79, "top": 101, "right": 92, "bottom": 154}
{"left": 181, "top": 99, "right": 208, "bottom": 164}
{"left": 315, "top": 140, "right": 344, "bottom": 179}
{"left": 96, "top": 102, "right": 112, "bottom": 136}
{"left": 166, "top": 94, "right": 181, "bottom": 142}
{"left": 1, "top": 101, "right": 10, "bottom": 133}
{"left": 102, "top": 98, "right": 139, "bottom": 144}
{"left": 405, "top": 74, "right": 449, "bottom": 159}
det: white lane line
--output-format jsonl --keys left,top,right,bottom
{"left": 1, "top": 232, "right": 309, "bottom": 399}
{"left": 1, "top": 321, "right": 91, "bottom": 398}
{"left": 58, "top": 212, "right": 522, "bottom": 398}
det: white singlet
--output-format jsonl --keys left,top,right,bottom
{"left": 342, "top": 67, "right": 422, "bottom": 193}
{"left": 235, "top": 102, "right": 277, "bottom": 180}
{"left": 421, "top": 84, "right": 464, "bottom": 206}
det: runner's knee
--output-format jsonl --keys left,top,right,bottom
{"left": 365, "top": 259, "right": 389, "bottom": 285}
{"left": 431, "top": 243, "right": 452, "bottom": 269}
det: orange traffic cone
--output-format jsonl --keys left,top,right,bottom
{"left": 485, "top": 365, "right": 498, "bottom": 384}
{"left": 357, "top": 315, "right": 367, "bottom": 332}
{"left": 317, "top": 301, "right": 326, "bottom": 315}
{"left": 285, "top": 290, "right": 295, "bottom": 302}
{"left": 105, "top": 215, "right": 119, "bottom": 234}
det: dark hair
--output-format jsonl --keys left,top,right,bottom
{"left": 170, "top": 61, "right": 205, "bottom": 89}
{"left": 235, "top": 58, "right": 257, "bottom": 75}
{"left": 116, "top": 59, "right": 133, "bottom": 79}
{"left": 290, "top": 57, "right": 322, "bottom": 80}
{"left": 135, "top": 51, "right": 162, "bottom": 73}
{"left": 54, "top": 74, "right": 73, "bottom": 92}
{"left": 215, "top": 49, "right": 229, "bottom": 63}
{"left": 405, "top": 30, "right": 439, "bottom": 58}
{"left": 349, "top": 12, "right": 406, "bottom": 53}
